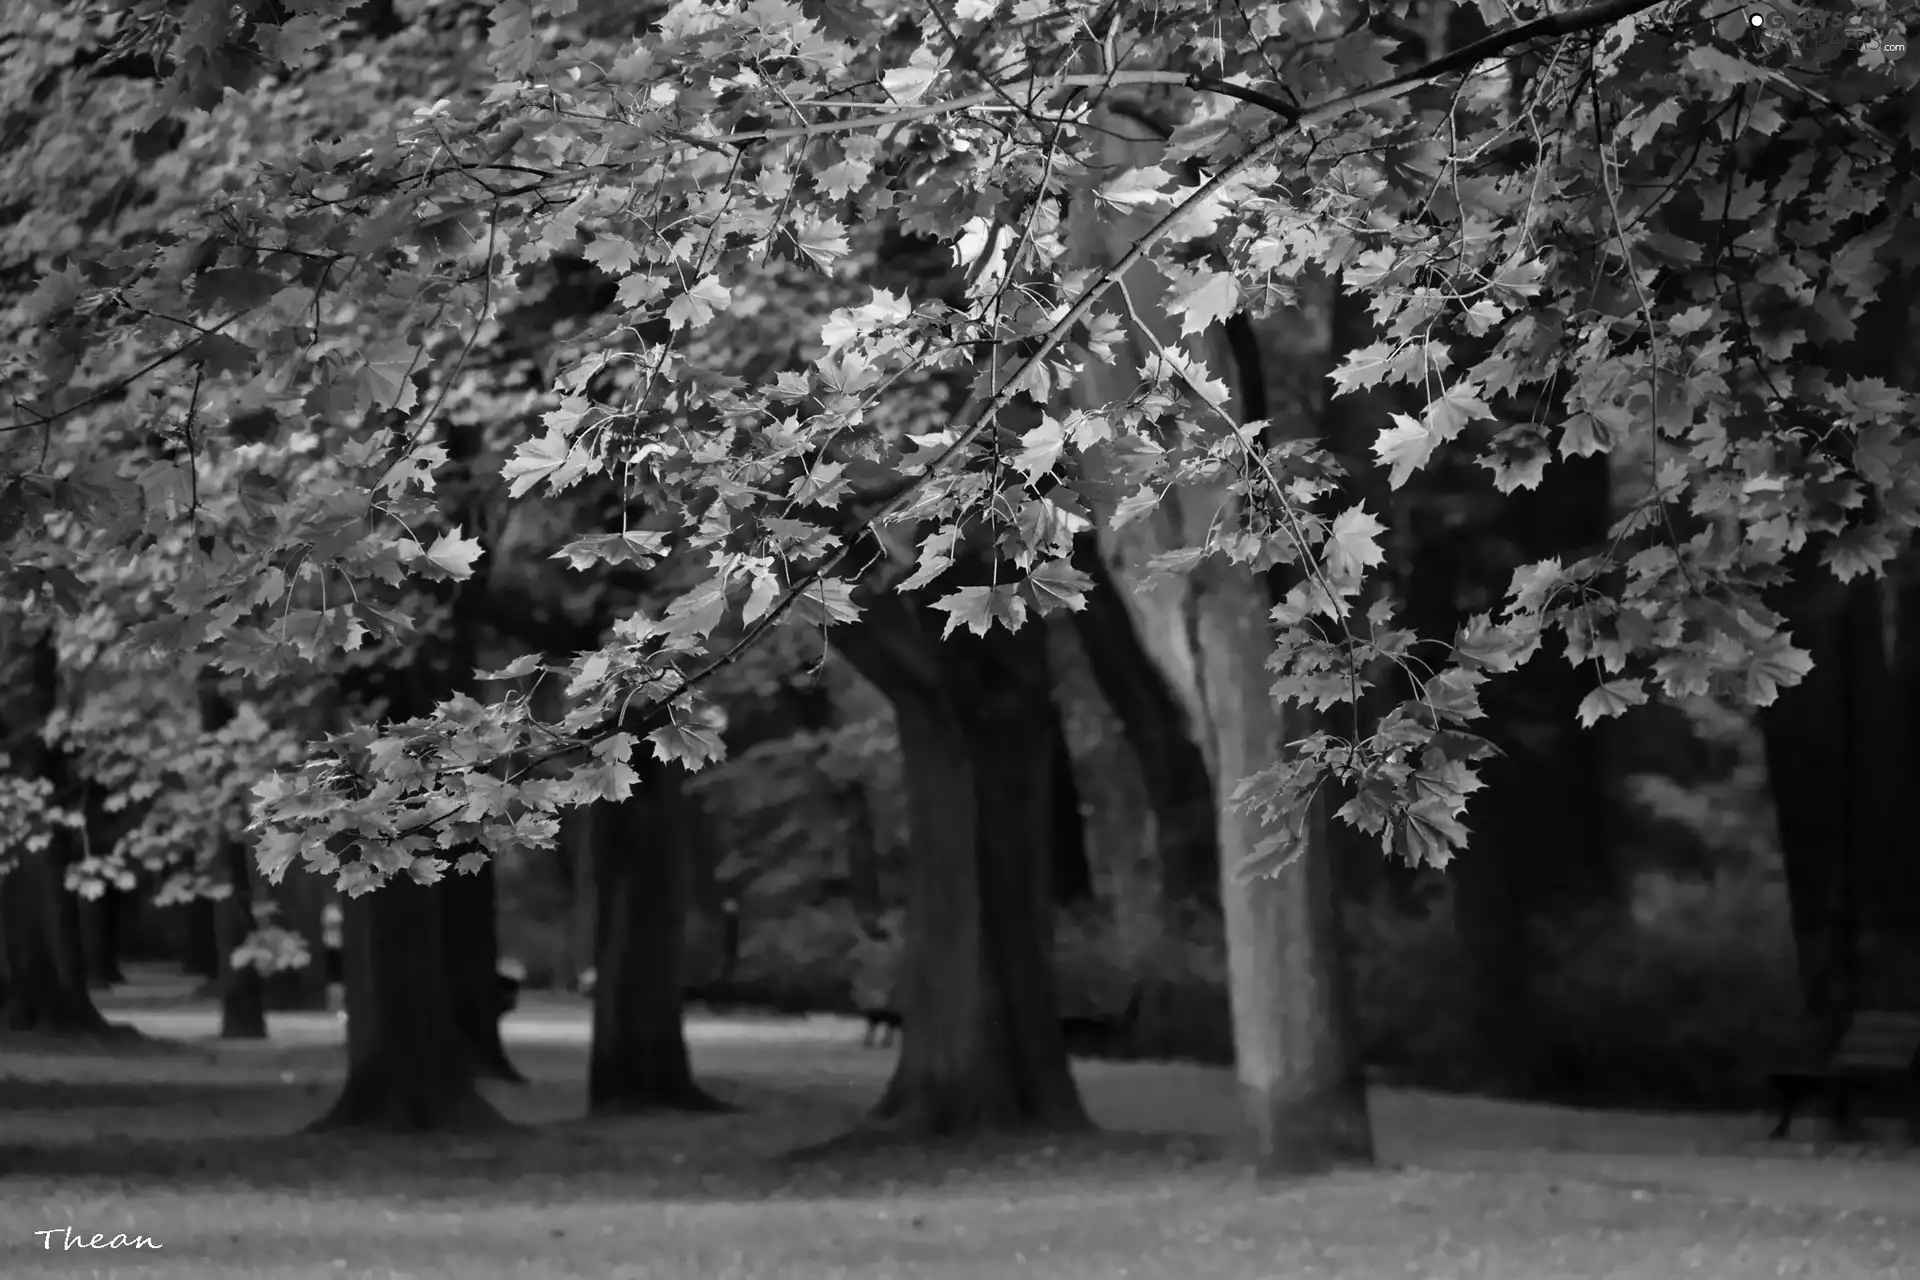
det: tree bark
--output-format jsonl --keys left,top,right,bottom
{"left": 1758, "top": 250, "right": 1911, "bottom": 1023}
{"left": 197, "top": 676, "right": 267, "bottom": 1040}
{"left": 263, "top": 869, "right": 329, "bottom": 1012}
{"left": 1045, "top": 620, "right": 1165, "bottom": 932}
{"left": 587, "top": 757, "right": 720, "bottom": 1114}
{"left": 215, "top": 831, "right": 266, "bottom": 1040}
{"left": 313, "top": 875, "right": 504, "bottom": 1131}
{"left": 1760, "top": 565, "right": 1887, "bottom": 1024}
{"left": 0, "top": 840, "right": 111, "bottom": 1034}
{"left": 565, "top": 805, "right": 597, "bottom": 988}
{"left": 1067, "top": 106, "right": 1372, "bottom": 1172}
{"left": 1048, "top": 708, "right": 1093, "bottom": 905}
{"left": 443, "top": 859, "right": 525, "bottom": 1082}
{"left": 0, "top": 632, "right": 111, "bottom": 1036}
{"left": 838, "top": 596, "right": 1089, "bottom": 1135}
{"left": 1069, "top": 538, "right": 1220, "bottom": 902}
{"left": 80, "top": 889, "right": 124, "bottom": 989}
{"left": 180, "top": 897, "right": 220, "bottom": 978}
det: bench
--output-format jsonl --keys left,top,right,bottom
{"left": 1769, "top": 1009, "right": 1920, "bottom": 1141}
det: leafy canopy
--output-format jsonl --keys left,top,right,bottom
{"left": 1, "top": 0, "right": 1914, "bottom": 891}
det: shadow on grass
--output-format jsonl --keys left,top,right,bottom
{"left": 0, "top": 1072, "right": 1230, "bottom": 1204}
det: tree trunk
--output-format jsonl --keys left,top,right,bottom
{"left": 195, "top": 674, "right": 267, "bottom": 1039}
{"left": 1045, "top": 620, "right": 1165, "bottom": 934}
{"left": 587, "top": 757, "right": 720, "bottom": 1114}
{"left": 1067, "top": 106, "right": 1371, "bottom": 1172}
{"left": 1205, "top": 566, "right": 1373, "bottom": 1170}
{"left": 1048, "top": 708, "right": 1093, "bottom": 905}
{"left": 1069, "top": 538, "right": 1220, "bottom": 902}
{"left": 567, "top": 806, "right": 598, "bottom": 988}
{"left": 1760, "top": 565, "right": 1888, "bottom": 1025}
{"left": 80, "top": 890, "right": 124, "bottom": 989}
{"left": 838, "top": 596, "right": 1089, "bottom": 1135}
{"left": 263, "top": 869, "right": 329, "bottom": 1011}
{"left": 314, "top": 875, "right": 503, "bottom": 1131}
{"left": 216, "top": 832, "right": 266, "bottom": 1040}
{"left": 443, "top": 859, "right": 524, "bottom": 1082}
{"left": 181, "top": 897, "right": 220, "bottom": 978}
{"left": 0, "top": 632, "right": 111, "bottom": 1036}
{"left": 0, "top": 840, "right": 111, "bottom": 1034}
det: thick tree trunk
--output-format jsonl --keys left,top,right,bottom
{"left": 0, "top": 841, "right": 112, "bottom": 1034}
{"left": 314, "top": 875, "right": 503, "bottom": 1131}
{"left": 588, "top": 758, "right": 720, "bottom": 1114}
{"left": 838, "top": 597, "right": 1089, "bottom": 1135}
{"left": 1888, "top": 569, "right": 1920, "bottom": 994}
{"left": 0, "top": 633, "right": 111, "bottom": 1036}
{"left": 1068, "top": 106, "right": 1371, "bottom": 1172}
{"left": 1760, "top": 566, "right": 1888, "bottom": 1024}
{"left": 443, "top": 859, "right": 524, "bottom": 1082}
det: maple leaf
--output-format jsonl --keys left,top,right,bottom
{"left": 1169, "top": 271, "right": 1240, "bottom": 337}
{"left": 665, "top": 277, "right": 732, "bottom": 330}
{"left": 1397, "top": 797, "right": 1469, "bottom": 870}
{"left": 788, "top": 579, "right": 861, "bottom": 629}
{"left": 1576, "top": 679, "right": 1648, "bottom": 727}
{"left": 1373, "top": 413, "right": 1436, "bottom": 489}
{"left": 931, "top": 584, "right": 1028, "bottom": 637}
{"left": 882, "top": 65, "right": 940, "bottom": 103}
{"left": 360, "top": 342, "right": 421, "bottom": 413}
{"left": 790, "top": 216, "right": 850, "bottom": 270}
{"left": 552, "top": 532, "right": 670, "bottom": 571}
{"left": 649, "top": 721, "right": 726, "bottom": 769}
{"left": 1013, "top": 417, "right": 1065, "bottom": 481}
{"left": 1324, "top": 505, "right": 1387, "bottom": 579}
{"left": 573, "top": 759, "right": 639, "bottom": 802}
{"left": 592, "top": 733, "right": 637, "bottom": 765}
{"left": 584, "top": 235, "right": 641, "bottom": 275}
{"left": 1020, "top": 559, "right": 1093, "bottom": 614}
{"left": 1426, "top": 383, "right": 1493, "bottom": 439}
{"left": 477, "top": 654, "right": 543, "bottom": 682}
{"left": 1506, "top": 559, "right": 1568, "bottom": 616}
{"left": 742, "top": 569, "right": 780, "bottom": 623}
{"left": 1743, "top": 633, "right": 1814, "bottom": 706}
{"left": 502, "top": 428, "right": 591, "bottom": 498}
{"left": 615, "top": 274, "right": 666, "bottom": 308}
{"left": 1097, "top": 166, "right": 1177, "bottom": 208}
{"left": 1110, "top": 483, "right": 1163, "bottom": 531}
{"left": 816, "top": 158, "right": 874, "bottom": 200}
{"left": 417, "top": 530, "right": 483, "bottom": 581}
{"left": 406, "top": 856, "right": 449, "bottom": 888}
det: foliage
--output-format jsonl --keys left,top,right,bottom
{"left": 1348, "top": 869, "right": 1807, "bottom": 1108}
{"left": 1621, "top": 697, "right": 1778, "bottom": 873}
{"left": 0, "top": 0, "right": 1915, "bottom": 898}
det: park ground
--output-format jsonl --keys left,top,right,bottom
{"left": 1, "top": 978, "right": 1916, "bottom": 1278}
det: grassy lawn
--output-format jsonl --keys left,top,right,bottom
{"left": 2, "top": 994, "right": 1916, "bottom": 1278}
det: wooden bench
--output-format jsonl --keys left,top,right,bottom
{"left": 1769, "top": 1009, "right": 1920, "bottom": 1140}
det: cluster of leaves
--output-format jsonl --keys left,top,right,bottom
{"left": 1, "top": 0, "right": 1914, "bottom": 893}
